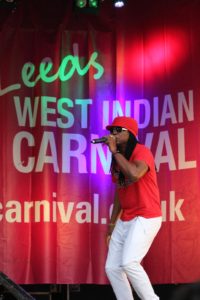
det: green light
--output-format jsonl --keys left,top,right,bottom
{"left": 76, "top": 0, "right": 87, "bottom": 8}
{"left": 89, "top": 0, "right": 98, "bottom": 8}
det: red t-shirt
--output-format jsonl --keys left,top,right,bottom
{"left": 113, "top": 143, "right": 162, "bottom": 221}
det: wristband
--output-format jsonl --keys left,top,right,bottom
{"left": 108, "top": 223, "right": 115, "bottom": 226}
{"left": 112, "top": 150, "right": 120, "bottom": 156}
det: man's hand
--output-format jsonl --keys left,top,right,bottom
{"left": 106, "top": 223, "right": 115, "bottom": 246}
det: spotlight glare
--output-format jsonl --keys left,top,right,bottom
{"left": 114, "top": 0, "right": 125, "bottom": 8}
{"left": 89, "top": 0, "right": 98, "bottom": 8}
{"left": 76, "top": 0, "right": 87, "bottom": 8}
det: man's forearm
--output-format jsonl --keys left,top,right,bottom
{"left": 110, "top": 191, "right": 121, "bottom": 224}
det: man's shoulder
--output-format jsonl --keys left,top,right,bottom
{"left": 133, "top": 143, "right": 154, "bottom": 161}
{"left": 135, "top": 143, "right": 151, "bottom": 153}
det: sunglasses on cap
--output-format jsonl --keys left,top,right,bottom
{"left": 109, "top": 127, "right": 128, "bottom": 134}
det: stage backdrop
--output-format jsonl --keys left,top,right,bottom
{"left": 0, "top": 0, "right": 200, "bottom": 285}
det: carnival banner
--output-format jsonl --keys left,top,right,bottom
{"left": 0, "top": 0, "right": 200, "bottom": 285}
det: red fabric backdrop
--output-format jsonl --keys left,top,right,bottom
{"left": 0, "top": 0, "right": 200, "bottom": 285}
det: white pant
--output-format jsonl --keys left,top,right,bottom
{"left": 105, "top": 216, "right": 162, "bottom": 300}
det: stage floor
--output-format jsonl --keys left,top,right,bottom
{"left": 0, "top": 283, "right": 188, "bottom": 300}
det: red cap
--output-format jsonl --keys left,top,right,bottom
{"left": 106, "top": 116, "right": 138, "bottom": 137}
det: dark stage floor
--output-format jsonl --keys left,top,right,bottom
{"left": 0, "top": 283, "right": 190, "bottom": 300}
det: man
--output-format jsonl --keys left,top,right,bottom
{"left": 105, "top": 116, "right": 162, "bottom": 300}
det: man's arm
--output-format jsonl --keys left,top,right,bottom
{"left": 110, "top": 189, "right": 121, "bottom": 224}
{"left": 113, "top": 154, "right": 148, "bottom": 182}
{"left": 105, "top": 134, "right": 149, "bottom": 182}
{"left": 106, "top": 189, "right": 121, "bottom": 243}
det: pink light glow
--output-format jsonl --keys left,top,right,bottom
{"left": 125, "top": 28, "right": 189, "bottom": 82}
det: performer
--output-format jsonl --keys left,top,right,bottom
{"left": 105, "top": 116, "right": 162, "bottom": 300}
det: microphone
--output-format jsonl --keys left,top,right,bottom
{"left": 91, "top": 137, "right": 107, "bottom": 144}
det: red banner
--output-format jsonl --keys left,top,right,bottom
{"left": 0, "top": 0, "right": 200, "bottom": 284}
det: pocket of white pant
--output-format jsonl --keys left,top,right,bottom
{"left": 137, "top": 216, "right": 162, "bottom": 237}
